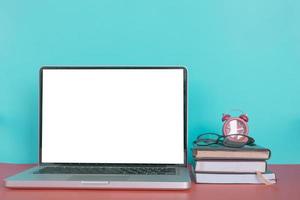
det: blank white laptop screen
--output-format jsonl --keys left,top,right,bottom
{"left": 41, "top": 68, "right": 185, "bottom": 164}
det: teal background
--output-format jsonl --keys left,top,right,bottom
{"left": 0, "top": 0, "right": 299, "bottom": 164}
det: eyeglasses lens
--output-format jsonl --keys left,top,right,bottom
{"left": 196, "top": 134, "right": 219, "bottom": 146}
{"left": 223, "top": 134, "right": 249, "bottom": 148}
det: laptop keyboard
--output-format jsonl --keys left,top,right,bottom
{"left": 35, "top": 166, "right": 176, "bottom": 175}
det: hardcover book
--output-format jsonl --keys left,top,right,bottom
{"left": 194, "top": 170, "right": 276, "bottom": 184}
{"left": 193, "top": 143, "right": 271, "bottom": 160}
{"left": 194, "top": 160, "right": 267, "bottom": 173}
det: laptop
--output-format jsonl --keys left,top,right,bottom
{"left": 5, "top": 66, "right": 191, "bottom": 190}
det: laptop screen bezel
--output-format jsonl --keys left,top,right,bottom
{"left": 39, "top": 66, "right": 187, "bottom": 166}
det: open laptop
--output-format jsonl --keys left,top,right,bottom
{"left": 5, "top": 66, "right": 191, "bottom": 190}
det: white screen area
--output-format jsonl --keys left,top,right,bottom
{"left": 41, "top": 69, "right": 185, "bottom": 164}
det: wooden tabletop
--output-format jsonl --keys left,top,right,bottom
{"left": 1, "top": 163, "right": 300, "bottom": 200}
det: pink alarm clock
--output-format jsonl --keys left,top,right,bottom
{"left": 222, "top": 112, "right": 249, "bottom": 138}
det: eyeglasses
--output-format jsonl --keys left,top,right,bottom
{"left": 193, "top": 133, "right": 255, "bottom": 148}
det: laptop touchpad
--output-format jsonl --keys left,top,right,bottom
{"left": 69, "top": 175, "right": 130, "bottom": 181}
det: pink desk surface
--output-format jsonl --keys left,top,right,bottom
{"left": 1, "top": 163, "right": 300, "bottom": 200}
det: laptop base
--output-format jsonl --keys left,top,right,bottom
{"left": 5, "top": 166, "right": 191, "bottom": 190}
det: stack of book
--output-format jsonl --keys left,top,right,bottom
{"left": 192, "top": 143, "right": 276, "bottom": 184}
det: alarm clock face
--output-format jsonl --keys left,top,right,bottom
{"left": 223, "top": 117, "right": 249, "bottom": 142}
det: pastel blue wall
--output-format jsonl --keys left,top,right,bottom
{"left": 0, "top": 0, "right": 299, "bottom": 164}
